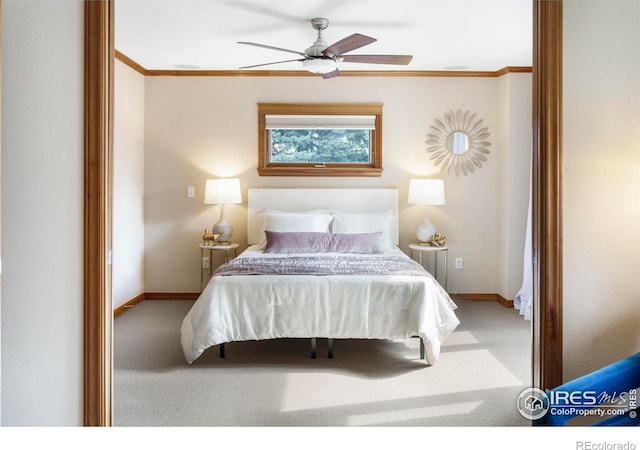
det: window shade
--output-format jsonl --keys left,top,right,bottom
{"left": 265, "top": 115, "right": 377, "bottom": 130}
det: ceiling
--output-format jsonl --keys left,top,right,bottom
{"left": 114, "top": 0, "right": 532, "bottom": 73}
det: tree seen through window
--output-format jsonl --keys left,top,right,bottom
{"left": 270, "top": 129, "right": 371, "bottom": 163}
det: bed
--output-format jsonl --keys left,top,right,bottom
{"left": 180, "top": 188, "right": 460, "bottom": 365}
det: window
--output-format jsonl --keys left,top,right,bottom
{"left": 258, "top": 103, "right": 383, "bottom": 177}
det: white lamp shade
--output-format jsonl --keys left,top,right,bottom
{"left": 408, "top": 178, "right": 446, "bottom": 205}
{"left": 204, "top": 178, "right": 242, "bottom": 205}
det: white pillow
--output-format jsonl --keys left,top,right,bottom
{"left": 256, "top": 209, "right": 331, "bottom": 231}
{"left": 262, "top": 208, "right": 331, "bottom": 215}
{"left": 331, "top": 211, "right": 395, "bottom": 250}
{"left": 257, "top": 211, "right": 333, "bottom": 249}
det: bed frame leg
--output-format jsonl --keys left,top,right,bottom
{"left": 328, "top": 338, "right": 333, "bottom": 359}
{"left": 310, "top": 337, "right": 317, "bottom": 359}
{"left": 219, "top": 343, "right": 225, "bottom": 358}
{"left": 419, "top": 339, "right": 425, "bottom": 360}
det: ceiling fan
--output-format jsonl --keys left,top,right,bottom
{"left": 238, "top": 18, "right": 413, "bottom": 79}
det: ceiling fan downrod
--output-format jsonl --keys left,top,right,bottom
{"left": 306, "top": 18, "right": 330, "bottom": 57}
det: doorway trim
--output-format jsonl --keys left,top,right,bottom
{"left": 531, "top": 0, "right": 563, "bottom": 391}
{"left": 84, "top": 0, "right": 114, "bottom": 426}
{"left": 83, "top": 0, "right": 564, "bottom": 425}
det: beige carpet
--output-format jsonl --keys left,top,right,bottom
{"left": 114, "top": 299, "right": 531, "bottom": 426}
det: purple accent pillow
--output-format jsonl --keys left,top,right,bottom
{"left": 264, "top": 231, "right": 383, "bottom": 254}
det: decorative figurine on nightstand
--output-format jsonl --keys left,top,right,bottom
{"left": 202, "top": 229, "right": 220, "bottom": 246}
{"left": 431, "top": 233, "right": 447, "bottom": 247}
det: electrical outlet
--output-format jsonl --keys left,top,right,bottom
{"left": 455, "top": 257, "right": 463, "bottom": 269}
{"left": 187, "top": 186, "right": 195, "bottom": 198}
{"left": 202, "top": 257, "right": 210, "bottom": 269}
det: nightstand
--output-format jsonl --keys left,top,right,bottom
{"left": 409, "top": 243, "right": 448, "bottom": 291}
{"left": 199, "top": 243, "right": 239, "bottom": 291}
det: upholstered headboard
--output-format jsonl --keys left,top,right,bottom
{"left": 247, "top": 188, "right": 399, "bottom": 245}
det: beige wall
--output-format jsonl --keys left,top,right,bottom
{"left": 563, "top": 0, "right": 640, "bottom": 380}
{"left": 143, "top": 74, "right": 531, "bottom": 296}
{"left": 1, "top": 0, "right": 84, "bottom": 425}
{"left": 113, "top": 60, "right": 146, "bottom": 309}
{"left": 497, "top": 74, "right": 533, "bottom": 299}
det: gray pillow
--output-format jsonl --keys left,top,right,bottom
{"left": 264, "top": 231, "right": 383, "bottom": 254}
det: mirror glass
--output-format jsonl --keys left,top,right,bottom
{"left": 446, "top": 131, "right": 469, "bottom": 154}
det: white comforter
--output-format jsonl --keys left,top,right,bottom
{"left": 181, "top": 246, "right": 460, "bottom": 365}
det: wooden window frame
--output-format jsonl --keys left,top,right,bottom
{"left": 257, "top": 103, "right": 383, "bottom": 177}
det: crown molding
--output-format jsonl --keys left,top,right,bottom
{"left": 114, "top": 50, "right": 146, "bottom": 75}
{"left": 114, "top": 51, "right": 531, "bottom": 78}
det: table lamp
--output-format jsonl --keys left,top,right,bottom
{"left": 408, "top": 178, "right": 445, "bottom": 245}
{"left": 204, "top": 178, "right": 242, "bottom": 244}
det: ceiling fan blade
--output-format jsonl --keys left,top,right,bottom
{"left": 322, "top": 33, "right": 376, "bottom": 57}
{"left": 239, "top": 58, "right": 305, "bottom": 69}
{"left": 340, "top": 54, "right": 414, "bottom": 65}
{"left": 238, "top": 41, "right": 306, "bottom": 57}
{"left": 222, "top": 1, "right": 305, "bottom": 22}
{"left": 321, "top": 69, "right": 341, "bottom": 79}
{"left": 223, "top": 2, "right": 407, "bottom": 28}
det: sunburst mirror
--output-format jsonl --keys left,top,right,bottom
{"left": 426, "top": 109, "right": 491, "bottom": 176}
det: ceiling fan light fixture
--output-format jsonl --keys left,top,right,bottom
{"left": 303, "top": 58, "right": 337, "bottom": 74}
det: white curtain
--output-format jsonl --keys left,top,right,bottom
{"left": 514, "top": 176, "right": 533, "bottom": 321}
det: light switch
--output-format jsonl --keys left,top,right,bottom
{"left": 187, "top": 186, "right": 195, "bottom": 198}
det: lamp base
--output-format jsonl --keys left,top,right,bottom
{"left": 212, "top": 222, "right": 233, "bottom": 244}
{"left": 416, "top": 222, "right": 436, "bottom": 244}
{"left": 212, "top": 203, "right": 234, "bottom": 243}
